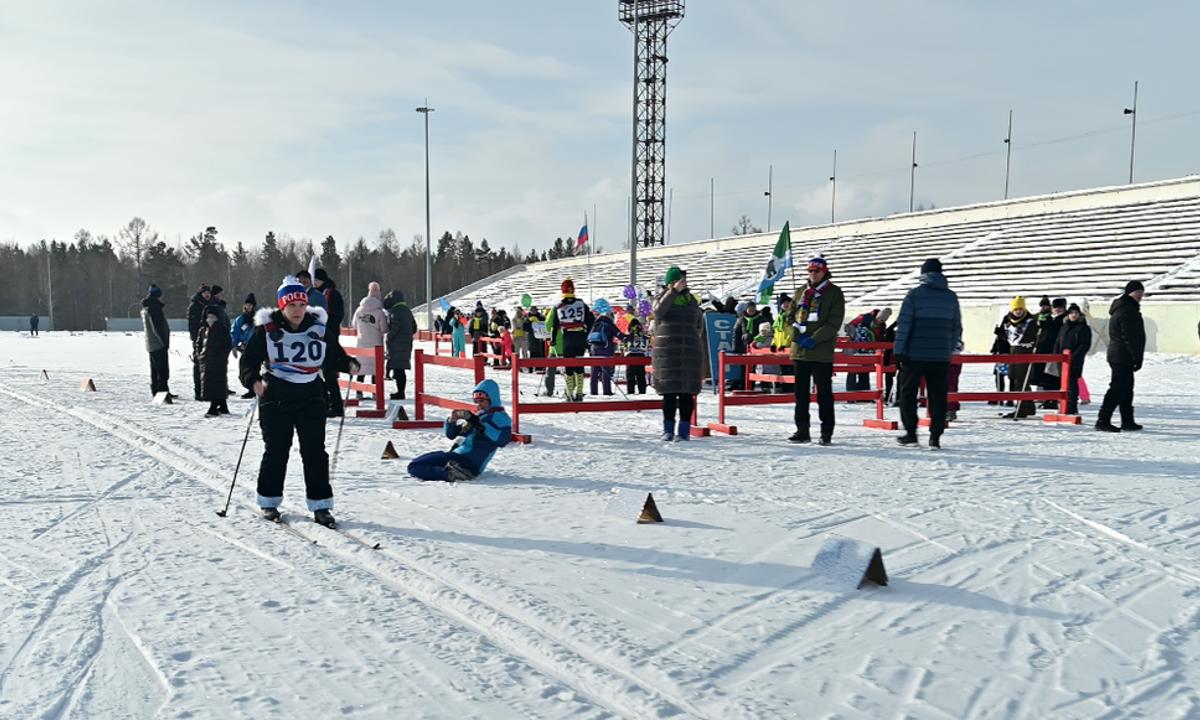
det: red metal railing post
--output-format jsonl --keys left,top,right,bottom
{"left": 473, "top": 353, "right": 485, "bottom": 386}
{"left": 875, "top": 351, "right": 884, "bottom": 422}
{"left": 414, "top": 349, "right": 425, "bottom": 420}
{"left": 511, "top": 352, "right": 521, "bottom": 436}
{"left": 373, "top": 346, "right": 385, "bottom": 411}
{"left": 1061, "top": 349, "right": 1071, "bottom": 413}
{"left": 718, "top": 351, "right": 728, "bottom": 424}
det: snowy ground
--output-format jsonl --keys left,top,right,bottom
{"left": 1, "top": 331, "right": 1199, "bottom": 719}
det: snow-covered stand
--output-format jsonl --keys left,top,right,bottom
{"left": 507, "top": 355, "right": 707, "bottom": 444}
{"left": 393, "top": 349, "right": 486, "bottom": 430}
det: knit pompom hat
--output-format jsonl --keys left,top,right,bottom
{"left": 561, "top": 278, "right": 575, "bottom": 295}
{"left": 1010, "top": 295, "right": 1026, "bottom": 311}
{"left": 277, "top": 276, "right": 308, "bottom": 308}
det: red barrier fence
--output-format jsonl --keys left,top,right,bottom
{"left": 337, "top": 345, "right": 387, "bottom": 418}
{"left": 508, "top": 354, "right": 705, "bottom": 444}
{"left": 710, "top": 350, "right": 888, "bottom": 435}
{"left": 709, "top": 346, "right": 1080, "bottom": 435}
{"left": 394, "top": 349, "right": 486, "bottom": 430}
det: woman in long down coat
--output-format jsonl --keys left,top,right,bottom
{"left": 651, "top": 266, "right": 704, "bottom": 442}
{"left": 351, "top": 282, "right": 388, "bottom": 398}
{"left": 383, "top": 290, "right": 417, "bottom": 399}
{"left": 197, "top": 305, "right": 232, "bottom": 417}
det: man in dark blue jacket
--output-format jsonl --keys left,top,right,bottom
{"left": 892, "top": 258, "right": 962, "bottom": 448}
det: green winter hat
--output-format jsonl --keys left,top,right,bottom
{"left": 664, "top": 266, "right": 683, "bottom": 285}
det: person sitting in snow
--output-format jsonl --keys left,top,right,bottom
{"left": 407, "top": 379, "right": 512, "bottom": 482}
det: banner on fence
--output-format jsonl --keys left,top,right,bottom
{"left": 704, "top": 312, "right": 737, "bottom": 394}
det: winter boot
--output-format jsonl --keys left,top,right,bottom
{"left": 928, "top": 433, "right": 941, "bottom": 450}
{"left": 675, "top": 420, "right": 691, "bottom": 441}
{"left": 313, "top": 509, "right": 336, "bottom": 528}
{"left": 446, "top": 461, "right": 476, "bottom": 483}
{"left": 896, "top": 433, "right": 919, "bottom": 446}
{"left": 1120, "top": 406, "right": 1143, "bottom": 431}
{"left": 661, "top": 419, "right": 674, "bottom": 442}
{"left": 1094, "top": 420, "right": 1121, "bottom": 433}
{"left": 788, "top": 431, "right": 811, "bottom": 443}
{"left": 260, "top": 506, "right": 281, "bottom": 522}
{"left": 818, "top": 436, "right": 832, "bottom": 446}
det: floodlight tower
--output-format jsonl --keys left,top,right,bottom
{"left": 621, "top": 0, "right": 684, "bottom": 284}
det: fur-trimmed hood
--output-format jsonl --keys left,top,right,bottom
{"left": 255, "top": 305, "right": 328, "bottom": 327}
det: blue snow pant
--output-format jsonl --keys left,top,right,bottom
{"left": 408, "top": 451, "right": 460, "bottom": 482}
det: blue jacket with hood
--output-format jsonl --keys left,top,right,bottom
{"left": 893, "top": 271, "right": 962, "bottom": 363}
{"left": 444, "top": 379, "right": 512, "bottom": 474}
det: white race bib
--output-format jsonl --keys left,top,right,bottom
{"left": 267, "top": 323, "right": 327, "bottom": 383}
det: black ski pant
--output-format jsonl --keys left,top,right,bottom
{"left": 793, "top": 361, "right": 835, "bottom": 439}
{"left": 192, "top": 353, "right": 202, "bottom": 399}
{"left": 256, "top": 394, "right": 332, "bottom": 508}
{"left": 149, "top": 348, "right": 170, "bottom": 395}
{"left": 899, "top": 361, "right": 949, "bottom": 437}
{"left": 626, "top": 363, "right": 647, "bottom": 394}
{"left": 662, "top": 393, "right": 695, "bottom": 424}
{"left": 392, "top": 368, "right": 407, "bottom": 398}
{"left": 1098, "top": 363, "right": 1136, "bottom": 425}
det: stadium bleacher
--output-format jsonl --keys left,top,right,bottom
{"left": 417, "top": 177, "right": 1200, "bottom": 344}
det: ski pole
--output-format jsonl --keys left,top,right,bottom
{"left": 330, "top": 369, "right": 354, "bottom": 478}
{"left": 1012, "top": 350, "right": 1034, "bottom": 420}
{"left": 216, "top": 397, "right": 258, "bottom": 518}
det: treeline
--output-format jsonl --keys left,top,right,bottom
{"left": 0, "top": 217, "right": 591, "bottom": 329}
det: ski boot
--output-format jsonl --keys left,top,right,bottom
{"left": 261, "top": 506, "right": 282, "bottom": 522}
{"left": 313, "top": 509, "right": 336, "bottom": 528}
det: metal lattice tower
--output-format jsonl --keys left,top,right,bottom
{"left": 620, "top": 0, "right": 684, "bottom": 249}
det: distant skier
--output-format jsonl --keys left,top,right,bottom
{"left": 29, "top": 313, "right": 39, "bottom": 337}
{"left": 239, "top": 276, "right": 360, "bottom": 527}
{"left": 546, "top": 278, "right": 593, "bottom": 402}
{"left": 622, "top": 316, "right": 650, "bottom": 395}
{"left": 407, "top": 379, "right": 512, "bottom": 482}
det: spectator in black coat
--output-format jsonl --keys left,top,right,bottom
{"left": 196, "top": 305, "right": 232, "bottom": 417}
{"left": 29, "top": 313, "right": 39, "bottom": 336}
{"left": 1096, "top": 281, "right": 1147, "bottom": 432}
{"left": 1035, "top": 297, "right": 1068, "bottom": 403}
{"left": 1054, "top": 304, "right": 1093, "bottom": 415}
{"left": 187, "top": 284, "right": 211, "bottom": 399}
{"left": 892, "top": 258, "right": 962, "bottom": 447}
{"left": 141, "top": 284, "right": 172, "bottom": 396}
{"left": 383, "top": 290, "right": 417, "bottom": 399}
{"left": 314, "top": 268, "right": 347, "bottom": 417}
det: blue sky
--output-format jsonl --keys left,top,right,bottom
{"left": 1, "top": 1, "right": 1197, "bottom": 255}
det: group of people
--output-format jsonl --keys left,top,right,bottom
{"left": 435, "top": 280, "right": 656, "bottom": 400}
{"left": 133, "top": 256, "right": 1151, "bottom": 526}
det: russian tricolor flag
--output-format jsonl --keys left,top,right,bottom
{"left": 576, "top": 224, "right": 589, "bottom": 249}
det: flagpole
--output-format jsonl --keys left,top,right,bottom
{"left": 785, "top": 222, "right": 798, "bottom": 303}
{"left": 585, "top": 211, "right": 593, "bottom": 303}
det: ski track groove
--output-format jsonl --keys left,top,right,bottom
{"left": 1, "top": 383, "right": 709, "bottom": 719}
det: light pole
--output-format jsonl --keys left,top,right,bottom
{"left": 829, "top": 149, "right": 837, "bottom": 224}
{"left": 909, "top": 131, "right": 918, "bottom": 212}
{"left": 1124, "top": 81, "right": 1138, "bottom": 184}
{"left": 709, "top": 177, "right": 714, "bottom": 238}
{"left": 764, "top": 164, "right": 773, "bottom": 232}
{"left": 416, "top": 101, "right": 434, "bottom": 329}
{"left": 1004, "top": 109, "right": 1013, "bottom": 199}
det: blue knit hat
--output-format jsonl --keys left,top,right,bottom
{"left": 147, "top": 284, "right": 162, "bottom": 298}
{"left": 277, "top": 275, "right": 308, "bottom": 308}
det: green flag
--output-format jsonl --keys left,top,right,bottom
{"left": 757, "top": 222, "right": 792, "bottom": 304}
